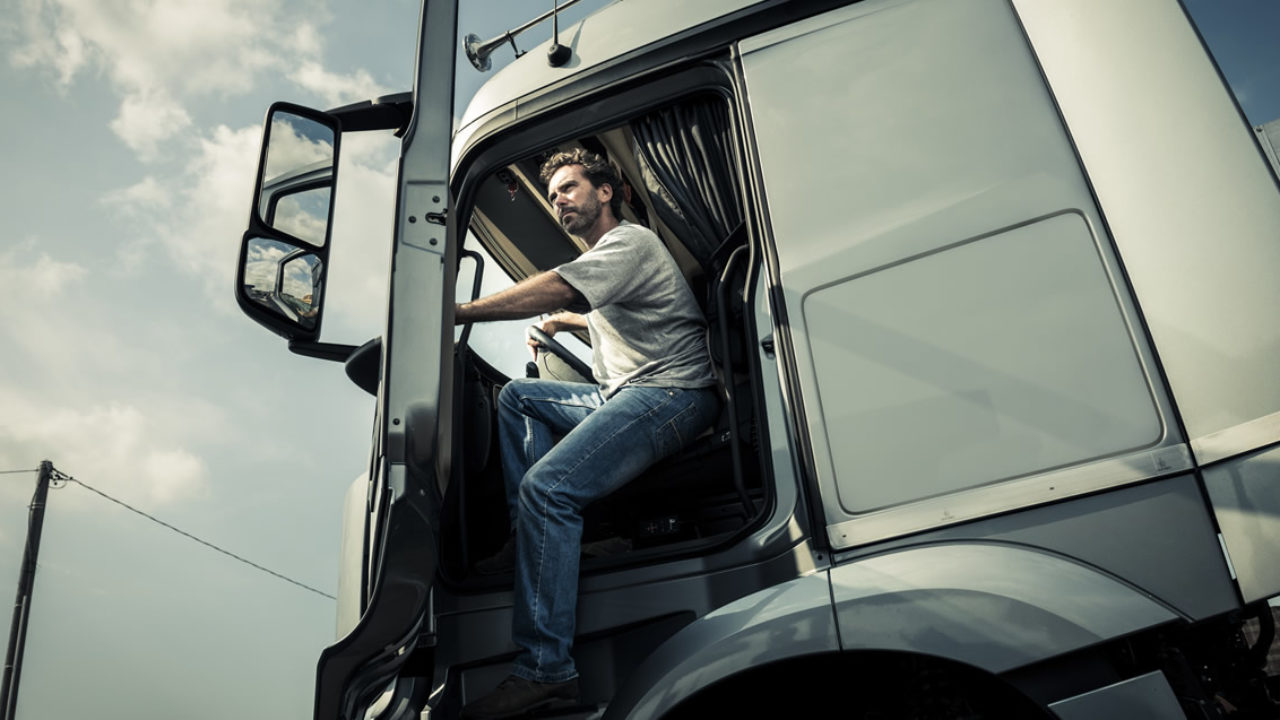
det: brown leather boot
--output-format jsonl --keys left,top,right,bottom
{"left": 462, "top": 675, "right": 579, "bottom": 718}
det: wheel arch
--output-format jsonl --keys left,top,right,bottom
{"left": 601, "top": 572, "right": 839, "bottom": 719}
{"left": 604, "top": 541, "right": 1183, "bottom": 718}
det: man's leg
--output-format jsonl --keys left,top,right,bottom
{"left": 510, "top": 385, "right": 721, "bottom": 683}
{"left": 496, "top": 378, "right": 604, "bottom": 527}
{"left": 476, "top": 379, "right": 603, "bottom": 575}
{"left": 465, "top": 385, "right": 719, "bottom": 717}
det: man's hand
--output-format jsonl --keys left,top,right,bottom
{"left": 527, "top": 311, "right": 587, "bottom": 358}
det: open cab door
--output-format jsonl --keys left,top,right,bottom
{"left": 234, "top": 2, "right": 458, "bottom": 718}
{"left": 313, "top": 1, "right": 459, "bottom": 717}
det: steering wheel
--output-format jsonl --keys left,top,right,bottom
{"left": 528, "top": 326, "right": 594, "bottom": 382}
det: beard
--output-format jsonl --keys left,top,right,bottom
{"left": 558, "top": 195, "right": 602, "bottom": 235}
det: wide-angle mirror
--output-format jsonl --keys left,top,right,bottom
{"left": 241, "top": 236, "right": 324, "bottom": 331}
{"left": 256, "top": 108, "right": 337, "bottom": 247}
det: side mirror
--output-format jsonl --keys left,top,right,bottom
{"left": 241, "top": 238, "right": 324, "bottom": 330}
{"left": 236, "top": 103, "right": 340, "bottom": 341}
{"left": 258, "top": 109, "right": 337, "bottom": 246}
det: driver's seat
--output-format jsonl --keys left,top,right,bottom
{"left": 579, "top": 222, "right": 760, "bottom": 549}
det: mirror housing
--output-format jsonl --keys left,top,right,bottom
{"left": 236, "top": 102, "right": 340, "bottom": 343}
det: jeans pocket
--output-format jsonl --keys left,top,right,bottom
{"left": 654, "top": 390, "right": 717, "bottom": 459}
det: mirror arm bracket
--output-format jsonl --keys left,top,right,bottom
{"left": 288, "top": 340, "right": 359, "bottom": 363}
{"left": 326, "top": 92, "right": 414, "bottom": 136}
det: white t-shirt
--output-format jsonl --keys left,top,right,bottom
{"left": 554, "top": 222, "right": 717, "bottom": 397}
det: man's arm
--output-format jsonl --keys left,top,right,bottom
{"left": 454, "top": 270, "right": 585, "bottom": 325}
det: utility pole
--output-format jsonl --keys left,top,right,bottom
{"left": 1, "top": 460, "right": 53, "bottom": 720}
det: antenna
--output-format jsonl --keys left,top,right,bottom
{"left": 465, "top": 0, "right": 584, "bottom": 72}
{"left": 548, "top": 0, "right": 573, "bottom": 68}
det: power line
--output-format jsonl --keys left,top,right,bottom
{"left": 51, "top": 469, "right": 335, "bottom": 601}
{"left": 0, "top": 469, "right": 37, "bottom": 475}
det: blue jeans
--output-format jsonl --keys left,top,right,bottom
{"left": 496, "top": 378, "right": 720, "bottom": 683}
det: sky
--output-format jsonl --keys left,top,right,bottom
{"left": 0, "top": 1, "right": 1275, "bottom": 719}
{"left": 1184, "top": 0, "right": 1280, "bottom": 127}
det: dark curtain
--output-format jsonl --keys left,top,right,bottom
{"left": 631, "top": 96, "right": 743, "bottom": 270}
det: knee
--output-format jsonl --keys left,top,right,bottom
{"left": 518, "top": 471, "right": 578, "bottom": 516}
{"left": 518, "top": 472, "right": 549, "bottom": 508}
{"left": 498, "top": 379, "right": 532, "bottom": 416}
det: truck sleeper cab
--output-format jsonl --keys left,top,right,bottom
{"left": 234, "top": 0, "right": 1280, "bottom": 718}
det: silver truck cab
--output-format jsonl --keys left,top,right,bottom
{"left": 235, "top": 1, "right": 1280, "bottom": 718}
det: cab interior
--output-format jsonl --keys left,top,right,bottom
{"left": 440, "top": 89, "right": 771, "bottom": 583}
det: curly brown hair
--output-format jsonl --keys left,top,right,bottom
{"left": 538, "top": 148, "right": 624, "bottom": 217}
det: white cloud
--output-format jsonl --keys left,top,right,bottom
{"left": 8, "top": 0, "right": 86, "bottom": 86}
{"left": 6, "top": 0, "right": 354, "bottom": 161}
{"left": 0, "top": 244, "right": 88, "bottom": 299}
{"left": 9, "top": 0, "right": 304, "bottom": 95}
{"left": 102, "top": 176, "right": 172, "bottom": 215}
{"left": 0, "top": 244, "right": 107, "bottom": 379}
{"left": 105, "top": 123, "right": 264, "bottom": 303}
{"left": 0, "top": 392, "right": 210, "bottom": 510}
{"left": 110, "top": 89, "right": 193, "bottom": 159}
{"left": 0, "top": 248, "right": 223, "bottom": 480}
{"left": 289, "top": 61, "right": 390, "bottom": 109}
{"left": 141, "top": 449, "right": 208, "bottom": 504}
{"left": 289, "top": 22, "right": 324, "bottom": 61}
{"left": 0, "top": 242, "right": 138, "bottom": 385}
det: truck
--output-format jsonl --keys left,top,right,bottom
{"left": 233, "top": 0, "right": 1280, "bottom": 717}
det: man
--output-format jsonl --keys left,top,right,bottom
{"left": 458, "top": 149, "right": 720, "bottom": 718}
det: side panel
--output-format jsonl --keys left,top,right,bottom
{"left": 1203, "top": 443, "right": 1280, "bottom": 603}
{"left": 804, "top": 213, "right": 1158, "bottom": 514}
{"left": 1049, "top": 671, "right": 1186, "bottom": 720}
{"left": 829, "top": 544, "right": 1179, "bottom": 673}
{"left": 1015, "top": 0, "right": 1280, "bottom": 464}
{"left": 739, "top": 0, "right": 1182, "bottom": 547}
{"left": 895, "top": 474, "right": 1238, "bottom": 622}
